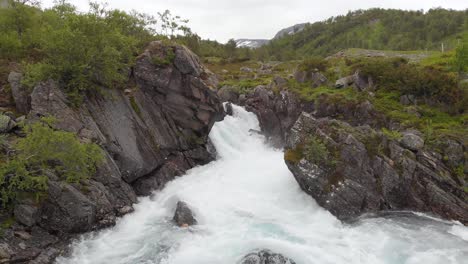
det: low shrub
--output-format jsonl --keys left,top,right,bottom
{"left": 0, "top": 117, "right": 104, "bottom": 207}
{"left": 381, "top": 128, "right": 402, "bottom": 141}
{"left": 297, "top": 57, "right": 327, "bottom": 72}
{"left": 303, "top": 135, "right": 335, "bottom": 168}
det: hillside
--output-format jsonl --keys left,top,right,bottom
{"left": 0, "top": 1, "right": 467, "bottom": 263}
{"left": 253, "top": 8, "right": 468, "bottom": 60}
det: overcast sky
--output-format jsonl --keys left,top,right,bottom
{"left": 41, "top": 0, "right": 467, "bottom": 43}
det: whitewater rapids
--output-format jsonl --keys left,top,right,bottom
{"left": 57, "top": 105, "right": 468, "bottom": 264}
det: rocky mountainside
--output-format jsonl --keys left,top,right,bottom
{"left": 273, "top": 23, "right": 308, "bottom": 39}
{"left": 0, "top": 41, "right": 224, "bottom": 263}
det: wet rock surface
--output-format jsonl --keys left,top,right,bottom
{"left": 239, "top": 250, "right": 296, "bottom": 264}
{"left": 173, "top": 201, "right": 197, "bottom": 227}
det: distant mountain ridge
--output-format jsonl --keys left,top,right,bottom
{"left": 255, "top": 8, "right": 468, "bottom": 59}
{"left": 273, "top": 23, "right": 309, "bottom": 39}
{"left": 235, "top": 23, "right": 309, "bottom": 48}
{"left": 235, "top": 39, "right": 269, "bottom": 48}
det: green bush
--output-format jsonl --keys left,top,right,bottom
{"left": 0, "top": 1, "right": 159, "bottom": 106}
{"left": 151, "top": 47, "right": 176, "bottom": 66}
{"left": 0, "top": 117, "right": 104, "bottom": 207}
{"left": 303, "top": 135, "right": 334, "bottom": 168}
{"left": 453, "top": 34, "right": 468, "bottom": 72}
{"left": 298, "top": 57, "right": 327, "bottom": 72}
{"left": 352, "top": 57, "right": 463, "bottom": 110}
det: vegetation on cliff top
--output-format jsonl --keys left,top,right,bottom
{"left": 0, "top": 0, "right": 197, "bottom": 105}
{"left": 0, "top": 117, "right": 103, "bottom": 207}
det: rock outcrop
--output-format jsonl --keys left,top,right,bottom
{"left": 2, "top": 41, "right": 224, "bottom": 263}
{"left": 284, "top": 113, "right": 468, "bottom": 224}
{"left": 244, "top": 85, "right": 302, "bottom": 147}
{"left": 239, "top": 250, "right": 296, "bottom": 264}
{"left": 215, "top": 77, "right": 304, "bottom": 147}
{"left": 335, "top": 71, "right": 374, "bottom": 91}
{"left": 294, "top": 70, "right": 328, "bottom": 87}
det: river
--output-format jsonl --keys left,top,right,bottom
{"left": 57, "top": 105, "right": 468, "bottom": 264}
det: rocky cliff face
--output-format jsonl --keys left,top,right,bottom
{"left": 284, "top": 113, "right": 467, "bottom": 224}
{"left": 217, "top": 77, "right": 304, "bottom": 147}
{"left": 1, "top": 41, "right": 224, "bottom": 263}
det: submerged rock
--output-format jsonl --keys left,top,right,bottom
{"left": 225, "top": 102, "right": 234, "bottom": 116}
{"left": 173, "top": 201, "right": 197, "bottom": 227}
{"left": 239, "top": 249, "right": 296, "bottom": 264}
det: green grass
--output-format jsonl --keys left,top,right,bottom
{"left": 219, "top": 77, "right": 272, "bottom": 94}
{"left": 381, "top": 128, "right": 402, "bottom": 140}
{"left": 420, "top": 51, "right": 456, "bottom": 71}
{"left": 129, "top": 96, "right": 142, "bottom": 118}
{"left": 287, "top": 80, "right": 360, "bottom": 102}
{"left": 286, "top": 81, "right": 466, "bottom": 144}
{"left": 372, "top": 90, "right": 467, "bottom": 141}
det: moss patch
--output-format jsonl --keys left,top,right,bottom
{"left": 129, "top": 96, "right": 142, "bottom": 119}
{"left": 284, "top": 145, "right": 304, "bottom": 164}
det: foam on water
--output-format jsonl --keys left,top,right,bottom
{"left": 57, "top": 105, "right": 468, "bottom": 264}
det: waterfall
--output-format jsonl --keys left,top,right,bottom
{"left": 57, "top": 105, "right": 468, "bottom": 264}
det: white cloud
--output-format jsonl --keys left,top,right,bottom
{"left": 41, "top": 0, "right": 467, "bottom": 43}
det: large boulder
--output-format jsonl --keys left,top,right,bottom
{"left": 285, "top": 113, "right": 468, "bottom": 224}
{"left": 335, "top": 71, "right": 374, "bottom": 91}
{"left": 8, "top": 72, "right": 31, "bottom": 114}
{"left": 239, "top": 250, "right": 296, "bottom": 264}
{"left": 173, "top": 201, "right": 197, "bottom": 227}
{"left": 217, "top": 85, "right": 239, "bottom": 103}
{"left": 14, "top": 204, "right": 40, "bottom": 227}
{"left": 400, "top": 132, "right": 424, "bottom": 151}
{"left": 39, "top": 181, "right": 98, "bottom": 233}
{"left": 335, "top": 75, "right": 354, "bottom": 88}
{"left": 0, "top": 114, "right": 16, "bottom": 133}
{"left": 294, "top": 70, "right": 327, "bottom": 87}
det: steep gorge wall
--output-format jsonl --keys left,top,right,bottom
{"left": 2, "top": 41, "right": 224, "bottom": 263}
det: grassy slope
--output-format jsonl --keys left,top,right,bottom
{"left": 205, "top": 49, "right": 467, "bottom": 146}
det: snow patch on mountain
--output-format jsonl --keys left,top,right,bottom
{"left": 235, "top": 39, "right": 269, "bottom": 48}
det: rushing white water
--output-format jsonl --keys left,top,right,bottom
{"left": 58, "top": 105, "right": 468, "bottom": 264}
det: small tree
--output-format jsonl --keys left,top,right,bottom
{"left": 454, "top": 34, "right": 468, "bottom": 72}
{"left": 157, "top": 9, "right": 190, "bottom": 38}
{"left": 225, "top": 39, "right": 237, "bottom": 59}
{"left": 6, "top": 0, "right": 41, "bottom": 38}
